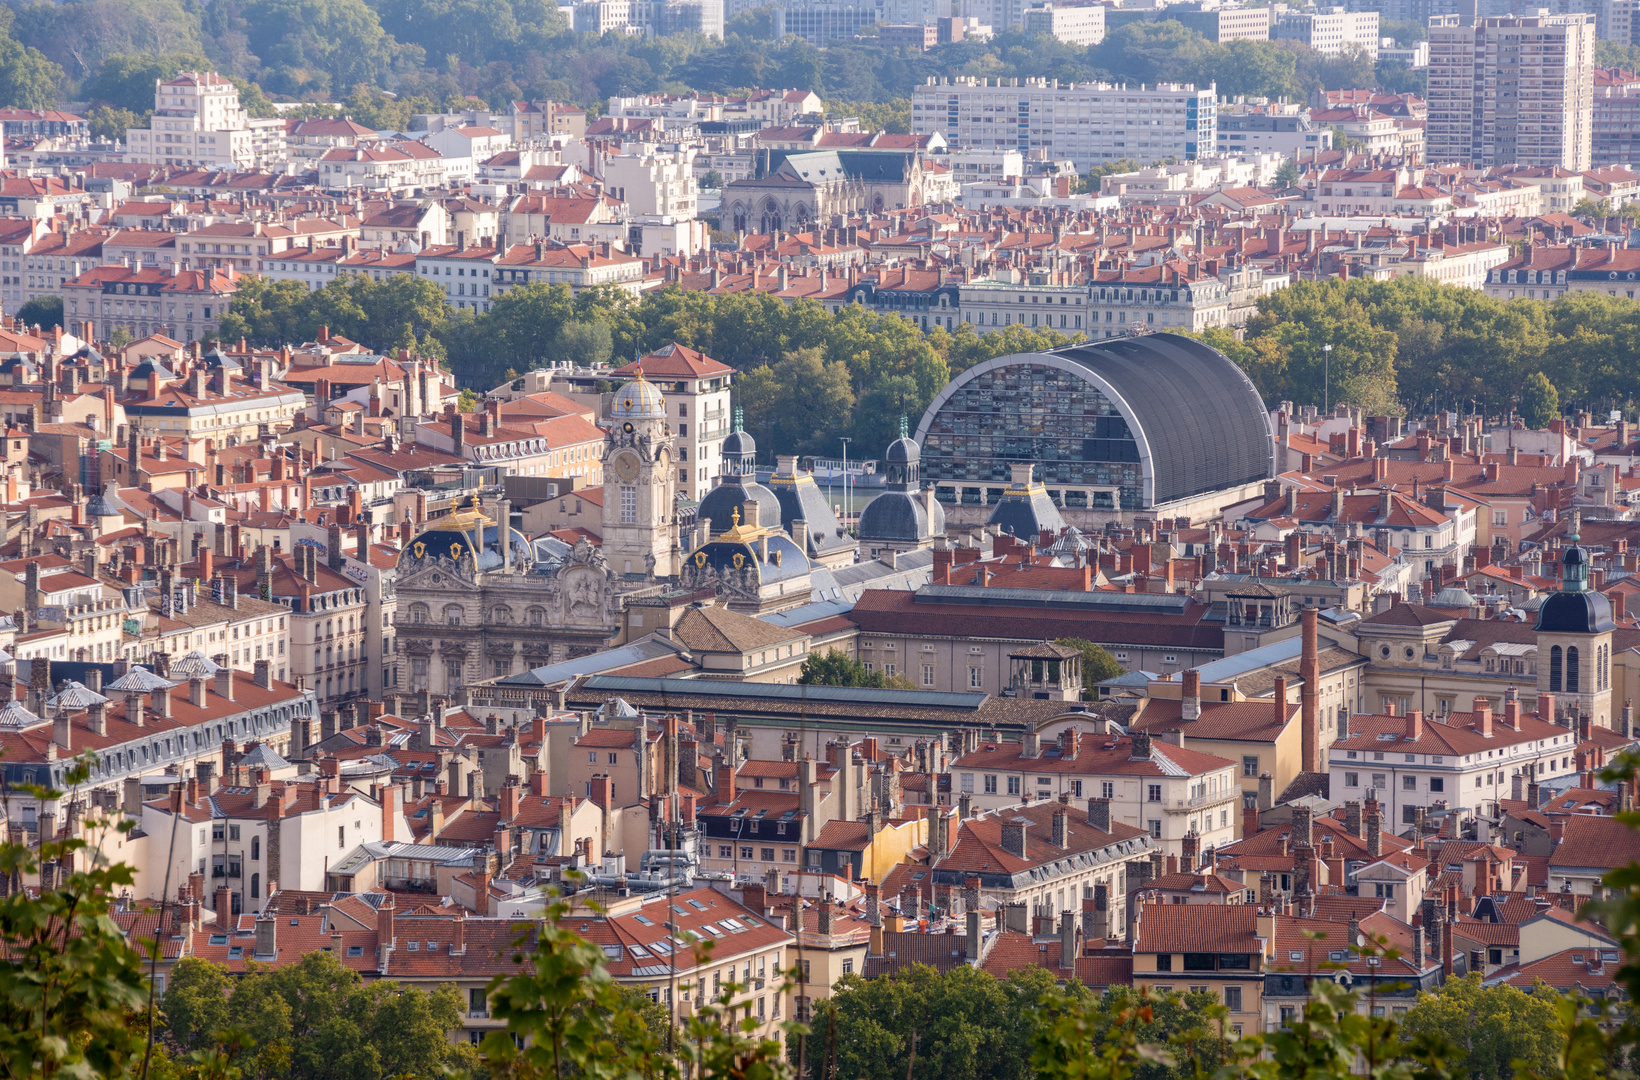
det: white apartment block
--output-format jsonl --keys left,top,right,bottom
{"left": 124, "top": 73, "right": 286, "bottom": 170}
{"left": 603, "top": 147, "right": 698, "bottom": 217}
{"left": 961, "top": 0, "right": 1027, "bottom": 33}
{"left": 912, "top": 77, "right": 1217, "bottom": 170}
{"left": 1022, "top": 2, "right": 1106, "bottom": 43}
{"left": 1274, "top": 7, "right": 1381, "bottom": 56}
{"left": 1427, "top": 13, "right": 1595, "bottom": 170}
{"left": 944, "top": 147, "right": 1026, "bottom": 181}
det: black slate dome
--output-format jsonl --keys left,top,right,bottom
{"left": 1535, "top": 525, "right": 1615, "bottom": 634}
{"left": 884, "top": 436, "right": 919, "bottom": 464}
{"left": 698, "top": 478, "right": 781, "bottom": 536}
{"left": 722, "top": 428, "right": 756, "bottom": 457}
{"left": 1537, "top": 589, "right": 1616, "bottom": 634}
{"left": 858, "top": 489, "right": 944, "bottom": 543}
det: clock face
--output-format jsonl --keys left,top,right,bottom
{"left": 622, "top": 422, "right": 634, "bottom": 434}
{"left": 612, "top": 450, "right": 640, "bottom": 482}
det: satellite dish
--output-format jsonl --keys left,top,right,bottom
{"left": 1355, "top": 932, "right": 1367, "bottom": 947}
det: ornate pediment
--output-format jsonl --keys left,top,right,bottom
{"left": 401, "top": 638, "right": 435, "bottom": 657}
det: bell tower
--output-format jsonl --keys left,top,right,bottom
{"left": 602, "top": 368, "right": 676, "bottom": 581}
{"left": 1534, "top": 512, "right": 1616, "bottom": 727}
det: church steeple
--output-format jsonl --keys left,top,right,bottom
{"left": 1562, "top": 511, "right": 1590, "bottom": 593}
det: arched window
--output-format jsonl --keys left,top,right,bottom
{"left": 409, "top": 603, "right": 429, "bottom": 624}
{"left": 1550, "top": 645, "right": 1562, "bottom": 691}
{"left": 1567, "top": 646, "right": 1580, "bottom": 693}
{"left": 444, "top": 604, "right": 464, "bottom": 625}
{"left": 250, "top": 872, "right": 259, "bottom": 899}
{"left": 528, "top": 607, "right": 546, "bottom": 627}
{"left": 251, "top": 835, "right": 260, "bottom": 860}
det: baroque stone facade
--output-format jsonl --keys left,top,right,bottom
{"left": 394, "top": 502, "right": 622, "bottom": 697}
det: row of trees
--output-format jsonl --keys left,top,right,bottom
{"left": 221, "top": 266, "right": 1640, "bottom": 452}
{"left": 1197, "top": 275, "right": 1640, "bottom": 419}
{"left": 215, "top": 273, "right": 1081, "bottom": 460}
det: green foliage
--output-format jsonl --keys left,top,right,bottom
{"left": 1573, "top": 197, "right": 1617, "bottom": 220}
{"left": 0, "top": 756, "right": 149, "bottom": 1079}
{"left": 801, "top": 963, "right": 1063, "bottom": 1080}
{"left": 558, "top": 318, "right": 615, "bottom": 368}
{"left": 160, "top": 951, "right": 467, "bottom": 1080}
{"left": 1596, "top": 38, "right": 1640, "bottom": 72}
{"left": 798, "top": 649, "right": 914, "bottom": 688}
{"left": 457, "top": 387, "right": 480, "bottom": 412}
{"left": 1076, "top": 159, "right": 1139, "bottom": 195}
{"left": 701, "top": 169, "right": 725, "bottom": 190}
{"left": 1274, "top": 158, "right": 1301, "bottom": 188}
{"left": 1521, "top": 371, "right": 1560, "bottom": 429}
{"left": 14, "top": 294, "right": 62, "bottom": 331}
{"left": 87, "top": 105, "right": 142, "bottom": 142}
{"left": 1215, "top": 276, "right": 1640, "bottom": 416}
{"left": 8, "top": 0, "right": 199, "bottom": 84}
{"left": 1399, "top": 974, "right": 1562, "bottom": 1080}
{"left": 86, "top": 53, "right": 212, "bottom": 113}
{"left": 482, "top": 892, "right": 794, "bottom": 1080}
{"left": 827, "top": 98, "right": 911, "bottom": 133}
{"left": 1054, "top": 637, "right": 1123, "bottom": 690}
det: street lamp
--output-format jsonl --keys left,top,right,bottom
{"left": 840, "top": 437, "right": 851, "bottom": 528}
{"left": 1322, "top": 343, "right": 1333, "bottom": 415}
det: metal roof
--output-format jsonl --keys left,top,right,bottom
{"left": 914, "top": 584, "right": 1194, "bottom": 613}
{"left": 1050, "top": 335, "right": 1273, "bottom": 505}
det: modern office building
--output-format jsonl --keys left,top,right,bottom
{"left": 1022, "top": 1, "right": 1106, "bottom": 44}
{"left": 911, "top": 77, "right": 1216, "bottom": 170}
{"left": 1273, "top": 7, "right": 1381, "bottom": 57}
{"left": 1172, "top": 2, "right": 1272, "bottom": 41}
{"left": 1427, "top": 12, "right": 1594, "bottom": 169}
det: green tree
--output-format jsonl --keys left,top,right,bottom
{"left": 14, "top": 294, "right": 61, "bottom": 330}
{"left": 1399, "top": 974, "right": 1562, "bottom": 1080}
{"left": 797, "top": 649, "right": 915, "bottom": 688}
{"left": 1274, "top": 157, "right": 1301, "bottom": 187}
{"left": 87, "top": 105, "right": 142, "bottom": 141}
{"left": 0, "top": 756, "right": 149, "bottom": 1079}
{"left": 737, "top": 346, "right": 855, "bottom": 457}
{"left": 556, "top": 318, "right": 615, "bottom": 367}
{"left": 0, "top": 32, "right": 62, "bottom": 109}
{"left": 701, "top": 168, "right": 724, "bottom": 189}
{"left": 1054, "top": 637, "right": 1123, "bottom": 693}
{"left": 803, "top": 963, "right": 1067, "bottom": 1080}
{"left": 1520, "top": 370, "right": 1560, "bottom": 429}
{"left": 1573, "top": 196, "right": 1616, "bottom": 219}
{"left": 86, "top": 52, "right": 212, "bottom": 113}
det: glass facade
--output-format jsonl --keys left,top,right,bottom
{"left": 921, "top": 361, "right": 1145, "bottom": 509}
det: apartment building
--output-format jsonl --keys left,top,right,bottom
{"left": 604, "top": 148, "right": 698, "bottom": 217}
{"left": 124, "top": 73, "right": 286, "bottom": 170}
{"left": 1593, "top": 67, "right": 1640, "bottom": 168}
{"left": 1426, "top": 13, "right": 1594, "bottom": 170}
{"left": 951, "top": 728, "right": 1240, "bottom": 856}
{"left": 1274, "top": 7, "right": 1380, "bottom": 57}
{"left": 1173, "top": 2, "right": 1272, "bottom": 41}
{"left": 1216, "top": 103, "right": 1334, "bottom": 158}
{"left": 1022, "top": 2, "right": 1106, "bottom": 44}
{"left": 61, "top": 264, "right": 238, "bottom": 345}
{"left": 415, "top": 242, "right": 500, "bottom": 313}
{"left": 911, "top": 77, "right": 1216, "bottom": 170}
{"left": 608, "top": 344, "right": 733, "bottom": 501}
{"left": 1327, "top": 697, "right": 1588, "bottom": 826}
